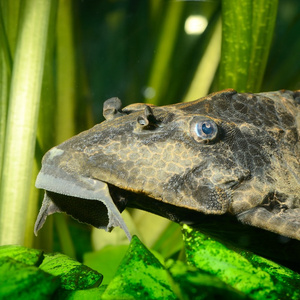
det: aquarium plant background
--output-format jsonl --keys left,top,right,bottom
{"left": 0, "top": 0, "right": 300, "bottom": 298}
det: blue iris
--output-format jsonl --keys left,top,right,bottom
{"left": 194, "top": 120, "right": 217, "bottom": 140}
{"left": 202, "top": 122, "right": 213, "bottom": 135}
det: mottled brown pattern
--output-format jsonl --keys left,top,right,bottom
{"left": 35, "top": 89, "right": 300, "bottom": 240}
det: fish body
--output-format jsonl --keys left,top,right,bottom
{"left": 34, "top": 89, "right": 300, "bottom": 240}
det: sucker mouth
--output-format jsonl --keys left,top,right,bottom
{"left": 34, "top": 171, "right": 131, "bottom": 239}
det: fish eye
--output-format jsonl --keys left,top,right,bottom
{"left": 190, "top": 117, "right": 218, "bottom": 142}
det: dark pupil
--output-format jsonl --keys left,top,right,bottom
{"left": 202, "top": 122, "right": 213, "bottom": 135}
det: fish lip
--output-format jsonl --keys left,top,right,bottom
{"left": 36, "top": 171, "right": 102, "bottom": 200}
{"left": 35, "top": 170, "right": 132, "bottom": 240}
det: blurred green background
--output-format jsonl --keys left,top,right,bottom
{"left": 0, "top": 0, "right": 300, "bottom": 263}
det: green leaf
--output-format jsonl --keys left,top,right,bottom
{"left": 0, "top": 0, "right": 52, "bottom": 245}
{"left": 262, "top": 2, "right": 300, "bottom": 91}
{"left": 0, "top": 245, "right": 43, "bottom": 266}
{"left": 39, "top": 252, "right": 103, "bottom": 290}
{"left": 182, "top": 224, "right": 300, "bottom": 299}
{"left": 219, "top": 0, "right": 278, "bottom": 92}
{"left": 26, "top": 0, "right": 58, "bottom": 251}
{"left": 0, "top": 4, "right": 12, "bottom": 186}
{"left": 102, "top": 235, "right": 177, "bottom": 300}
{"left": 55, "top": 0, "right": 76, "bottom": 143}
{"left": 145, "top": 1, "right": 185, "bottom": 105}
{"left": 167, "top": 260, "right": 248, "bottom": 300}
{"left": 183, "top": 17, "right": 222, "bottom": 101}
{"left": 239, "top": 251, "right": 300, "bottom": 299}
{"left": 0, "top": 257, "right": 59, "bottom": 300}
{"left": 52, "top": 0, "right": 78, "bottom": 258}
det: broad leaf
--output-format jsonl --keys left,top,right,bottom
{"left": 182, "top": 224, "right": 300, "bottom": 300}
{"left": 0, "top": 257, "right": 59, "bottom": 299}
{"left": 102, "top": 235, "right": 177, "bottom": 299}
{"left": 0, "top": 245, "right": 43, "bottom": 266}
{"left": 39, "top": 252, "right": 103, "bottom": 290}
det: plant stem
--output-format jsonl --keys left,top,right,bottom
{"left": 53, "top": 0, "right": 76, "bottom": 258}
{"left": 0, "top": 0, "right": 52, "bottom": 245}
{"left": 184, "top": 18, "right": 222, "bottom": 101}
{"left": 56, "top": 0, "right": 76, "bottom": 144}
{"left": 219, "top": 0, "right": 278, "bottom": 92}
{"left": 145, "top": 1, "right": 184, "bottom": 105}
{"left": 0, "top": 2, "right": 12, "bottom": 192}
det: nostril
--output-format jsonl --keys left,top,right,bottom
{"left": 137, "top": 116, "right": 149, "bottom": 126}
{"left": 103, "top": 97, "right": 123, "bottom": 120}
